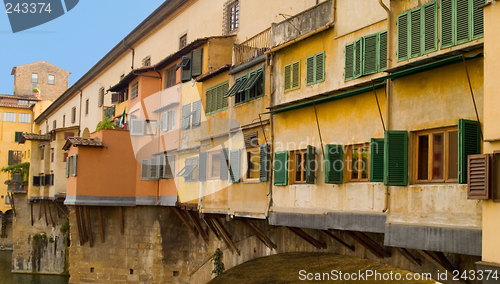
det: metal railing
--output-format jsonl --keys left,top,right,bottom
{"left": 234, "top": 28, "right": 271, "bottom": 66}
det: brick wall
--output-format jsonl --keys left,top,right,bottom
{"left": 13, "top": 61, "right": 70, "bottom": 101}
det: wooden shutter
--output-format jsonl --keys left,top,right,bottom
{"left": 284, "top": 64, "right": 291, "bottom": 91}
{"left": 130, "top": 119, "right": 145, "bottom": 136}
{"left": 458, "top": 119, "right": 480, "bottom": 184}
{"left": 140, "top": 159, "right": 149, "bottom": 180}
{"left": 66, "top": 157, "right": 70, "bottom": 178}
{"left": 220, "top": 148, "right": 229, "bottom": 180}
{"left": 181, "top": 54, "right": 192, "bottom": 82}
{"left": 274, "top": 151, "right": 288, "bottom": 186}
{"left": 423, "top": 2, "right": 437, "bottom": 53}
{"left": 161, "top": 112, "right": 168, "bottom": 132}
{"left": 306, "top": 145, "right": 316, "bottom": 184}
{"left": 472, "top": 0, "right": 485, "bottom": 39}
{"left": 192, "top": 100, "right": 202, "bottom": 127}
{"left": 441, "top": 0, "right": 454, "bottom": 48}
{"left": 291, "top": 61, "right": 300, "bottom": 90}
{"left": 259, "top": 144, "right": 270, "bottom": 182}
{"left": 198, "top": 152, "right": 207, "bottom": 181}
{"left": 306, "top": 56, "right": 315, "bottom": 85}
{"left": 230, "top": 149, "right": 241, "bottom": 183}
{"left": 149, "top": 157, "right": 159, "bottom": 180}
{"left": 111, "top": 93, "right": 120, "bottom": 104}
{"left": 181, "top": 104, "right": 191, "bottom": 130}
{"left": 467, "top": 154, "right": 490, "bottom": 199}
{"left": 410, "top": 8, "right": 422, "bottom": 58}
{"left": 72, "top": 154, "right": 78, "bottom": 177}
{"left": 14, "top": 132, "right": 22, "bottom": 142}
{"left": 370, "top": 138, "right": 385, "bottom": 182}
{"left": 244, "top": 131, "right": 258, "bottom": 148}
{"left": 169, "top": 109, "right": 176, "bottom": 130}
{"left": 363, "top": 34, "right": 378, "bottom": 75}
{"left": 71, "top": 107, "right": 76, "bottom": 123}
{"left": 344, "top": 43, "right": 355, "bottom": 81}
{"left": 8, "top": 150, "right": 13, "bottom": 165}
{"left": 98, "top": 88, "right": 104, "bottom": 107}
{"left": 315, "top": 52, "right": 324, "bottom": 83}
{"left": 456, "top": 0, "right": 470, "bottom": 44}
{"left": 33, "top": 176, "right": 41, "bottom": 186}
{"left": 222, "top": 83, "right": 229, "bottom": 109}
{"left": 206, "top": 89, "right": 213, "bottom": 114}
{"left": 397, "top": 12, "right": 409, "bottom": 61}
{"left": 354, "top": 38, "right": 363, "bottom": 78}
{"left": 191, "top": 48, "right": 203, "bottom": 77}
{"left": 384, "top": 131, "right": 408, "bottom": 186}
{"left": 324, "top": 144, "right": 343, "bottom": 184}
{"left": 379, "top": 31, "right": 388, "bottom": 71}
{"left": 64, "top": 132, "right": 74, "bottom": 140}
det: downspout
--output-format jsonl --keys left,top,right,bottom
{"left": 266, "top": 52, "right": 274, "bottom": 215}
{"left": 123, "top": 40, "right": 135, "bottom": 70}
{"left": 78, "top": 90, "right": 83, "bottom": 136}
{"left": 153, "top": 66, "right": 163, "bottom": 204}
{"left": 379, "top": 0, "right": 391, "bottom": 213}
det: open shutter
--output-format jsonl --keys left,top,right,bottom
{"left": 198, "top": 152, "right": 207, "bottom": 181}
{"left": 423, "top": 2, "right": 437, "bottom": 53}
{"left": 230, "top": 149, "right": 241, "bottom": 183}
{"left": 324, "top": 144, "right": 343, "bottom": 184}
{"left": 441, "top": 0, "right": 454, "bottom": 48}
{"left": 274, "top": 151, "right": 288, "bottom": 186}
{"left": 222, "top": 83, "right": 229, "bottom": 109}
{"left": 181, "top": 104, "right": 191, "bottom": 130}
{"left": 164, "top": 155, "right": 175, "bottom": 179}
{"left": 192, "top": 100, "right": 201, "bottom": 127}
{"left": 161, "top": 112, "right": 168, "bottom": 132}
{"left": 191, "top": 48, "right": 203, "bottom": 77}
{"left": 384, "top": 131, "right": 408, "bottom": 186}
{"left": 379, "top": 31, "right": 388, "bottom": 71}
{"left": 472, "top": 0, "right": 485, "bottom": 39}
{"left": 306, "top": 145, "right": 316, "bottom": 184}
{"left": 149, "top": 157, "right": 159, "bottom": 180}
{"left": 140, "top": 159, "right": 150, "bottom": 180}
{"left": 306, "top": 56, "right": 315, "bottom": 85}
{"left": 397, "top": 12, "right": 409, "bottom": 61}
{"left": 410, "top": 8, "right": 422, "bottom": 58}
{"left": 284, "top": 64, "right": 291, "bottom": 91}
{"left": 8, "top": 150, "right": 13, "bottom": 165}
{"left": 66, "top": 157, "right": 70, "bottom": 178}
{"left": 363, "top": 34, "right": 378, "bottom": 75}
{"left": 315, "top": 52, "right": 324, "bottom": 83}
{"left": 456, "top": 0, "right": 470, "bottom": 44}
{"left": 344, "top": 43, "right": 355, "bottom": 81}
{"left": 181, "top": 54, "right": 192, "bottom": 82}
{"left": 72, "top": 154, "right": 78, "bottom": 177}
{"left": 370, "top": 138, "right": 385, "bottom": 182}
{"left": 259, "top": 144, "right": 270, "bottom": 182}
{"left": 354, "top": 38, "right": 363, "bottom": 78}
{"left": 458, "top": 119, "right": 480, "bottom": 184}
{"left": 220, "top": 148, "right": 229, "bottom": 180}
{"left": 291, "top": 61, "right": 300, "bottom": 90}
{"left": 15, "top": 132, "right": 22, "bottom": 142}
{"left": 206, "top": 89, "right": 213, "bottom": 113}
{"left": 467, "top": 154, "right": 490, "bottom": 199}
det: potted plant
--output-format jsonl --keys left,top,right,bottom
{"left": 32, "top": 88, "right": 40, "bottom": 97}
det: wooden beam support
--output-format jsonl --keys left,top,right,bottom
{"left": 242, "top": 218, "right": 277, "bottom": 250}
{"left": 322, "top": 230, "right": 354, "bottom": 252}
{"left": 186, "top": 210, "right": 209, "bottom": 244}
{"left": 43, "top": 199, "right": 49, "bottom": 226}
{"left": 417, "top": 250, "right": 467, "bottom": 284}
{"left": 30, "top": 203, "right": 33, "bottom": 226}
{"left": 212, "top": 218, "right": 240, "bottom": 255}
{"left": 172, "top": 207, "right": 198, "bottom": 237}
{"left": 38, "top": 200, "right": 43, "bottom": 220}
{"left": 47, "top": 201, "right": 55, "bottom": 227}
{"left": 287, "top": 227, "right": 326, "bottom": 249}
{"left": 97, "top": 207, "right": 104, "bottom": 243}
{"left": 75, "top": 206, "right": 84, "bottom": 245}
{"left": 119, "top": 207, "right": 124, "bottom": 235}
{"left": 54, "top": 202, "right": 68, "bottom": 217}
{"left": 8, "top": 193, "right": 16, "bottom": 217}
{"left": 203, "top": 218, "right": 221, "bottom": 240}
{"left": 396, "top": 248, "right": 421, "bottom": 266}
{"left": 85, "top": 206, "right": 93, "bottom": 248}
{"left": 344, "top": 231, "right": 385, "bottom": 259}
{"left": 355, "top": 232, "right": 391, "bottom": 257}
{"left": 79, "top": 205, "right": 88, "bottom": 243}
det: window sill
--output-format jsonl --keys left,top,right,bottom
{"left": 242, "top": 179, "right": 260, "bottom": 184}
{"left": 234, "top": 95, "right": 264, "bottom": 107}
{"left": 205, "top": 107, "right": 228, "bottom": 116}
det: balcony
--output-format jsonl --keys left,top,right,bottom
{"left": 234, "top": 28, "right": 270, "bottom": 66}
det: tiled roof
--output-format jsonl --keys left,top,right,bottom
{"left": 195, "top": 64, "right": 231, "bottom": 82}
{"left": 62, "top": 137, "right": 104, "bottom": 151}
{"left": 0, "top": 94, "right": 41, "bottom": 100}
{"left": 0, "top": 103, "right": 32, "bottom": 109}
{"left": 19, "top": 133, "right": 50, "bottom": 144}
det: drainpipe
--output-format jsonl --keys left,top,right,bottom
{"left": 266, "top": 52, "right": 275, "bottom": 215}
{"left": 78, "top": 90, "right": 83, "bottom": 136}
{"left": 123, "top": 40, "right": 135, "bottom": 70}
{"left": 153, "top": 66, "right": 163, "bottom": 204}
{"left": 379, "top": 0, "right": 391, "bottom": 213}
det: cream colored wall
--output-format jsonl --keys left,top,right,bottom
{"left": 39, "top": 94, "right": 81, "bottom": 135}
{"left": 334, "top": 0, "right": 388, "bottom": 38}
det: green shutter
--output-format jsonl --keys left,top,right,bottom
{"left": 259, "top": 144, "right": 270, "bottom": 182}
{"left": 216, "top": 85, "right": 223, "bottom": 111}
{"left": 306, "top": 145, "right": 316, "bottom": 184}
{"left": 472, "top": 0, "right": 485, "bottom": 39}
{"left": 274, "top": 151, "right": 288, "bottom": 186}
{"left": 181, "top": 104, "right": 191, "bottom": 130}
{"left": 379, "top": 31, "right": 388, "bottom": 71}
{"left": 423, "top": 2, "right": 438, "bottom": 53}
{"left": 363, "top": 34, "right": 378, "bottom": 75}
{"left": 306, "top": 55, "right": 315, "bottom": 86}
{"left": 291, "top": 61, "right": 300, "bottom": 90}
{"left": 220, "top": 148, "right": 229, "bottom": 180}
{"left": 458, "top": 119, "right": 480, "bottom": 184}
{"left": 199, "top": 152, "right": 207, "bottom": 181}
{"left": 441, "top": 0, "right": 455, "bottom": 48}
{"left": 315, "top": 52, "right": 324, "bottom": 83}
{"left": 324, "top": 144, "right": 343, "bottom": 184}
{"left": 72, "top": 154, "right": 78, "bottom": 177}
{"left": 410, "top": 8, "right": 422, "bottom": 58}
{"left": 66, "top": 157, "right": 70, "bottom": 178}
{"left": 384, "top": 131, "right": 408, "bottom": 186}
{"left": 284, "top": 64, "right": 291, "bottom": 91}
{"left": 181, "top": 54, "right": 192, "bottom": 82}
{"left": 14, "top": 132, "right": 22, "bottom": 142}
{"left": 397, "top": 12, "right": 409, "bottom": 61}
{"left": 229, "top": 149, "right": 241, "bottom": 183}
{"left": 205, "top": 89, "right": 213, "bottom": 114}
{"left": 370, "top": 138, "right": 385, "bottom": 182}
{"left": 456, "top": 0, "right": 470, "bottom": 44}
{"left": 191, "top": 48, "right": 203, "bottom": 77}
{"left": 354, "top": 38, "right": 363, "bottom": 78}
{"left": 8, "top": 150, "right": 13, "bottom": 165}
{"left": 222, "top": 82, "right": 229, "bottom": 109}
{"left": 344, "top": 43, "right": 355, "bottom": 81}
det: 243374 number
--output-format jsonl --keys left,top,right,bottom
{"left": 5, "top": 3, "right": 52, "bottom": 13}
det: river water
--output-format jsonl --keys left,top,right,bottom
{"left": 0, "top": 251, "right": 69, "bottom": 284}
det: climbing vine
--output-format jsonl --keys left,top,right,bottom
{"left": 211, "top": 248, "right": 225, "bottom": 276}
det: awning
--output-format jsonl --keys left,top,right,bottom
{"left": 176, "top": 165, "right": 197, "bottom": 177}
{"left": 225, "top": 76, "right": 248, "bottom": 97}
{"left": 176, "top": 57, "right": 190, "bottom": 69}
{"left": 241, "top": 69, "right": 263, "bottom": 92}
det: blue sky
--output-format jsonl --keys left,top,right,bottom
{"left": 0, "top": 0, "right": 166, "bottom": 95}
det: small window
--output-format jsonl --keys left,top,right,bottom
{"left": 184, "top": 157, "right": 199, "bottom": 182}
{"left": 14, "top": 132, "right": 22, "bottom": 142}
{"left": 31, "top": 73, "right": 38, "bottom": 83}
{"left": 41, "top": 146, "right": 45, "bottom": 160}
{"left": 246, "top": 150, "right": 260, "bottom": 180}
{"left": 179, "top": 34, "right": 187, "bottom": 50}
{"left": 164, "top": 66, "right": 177, "bottom": 89}
{"left": 284, "top": 61, "right": 300, "bottom": 92}
{"left": 18, "top": 100, "right": 28, "bottom": 105}
{"left": 225, "top": 0, "right": 240, "bottom": 34}
{"left": 48, "top": 75, "right": 55, "bottom": 85}
{"left": 209, "top": 152, "right": 221, "bottom": 179}
{"left": 4, "top": 112, "right": 16, "bottom": 122}
{"left": 347, "top": 144, "right": 370, "bottom": 182}
{"left": 62, "top": 115, "right": 65, "bottom": 127}
{"left": 71, "top": 107, "right": 76, "bottom": 123}
{"left": 130, "top": 82, "right": 138, "bottom": 100}
{"left": 98, "top": 87, "right": 105, "bottom": 107}
{"left": 53, "top": 120, "right": 57, "bottom": 130}
{"left": 51, "top": 148, "right": 54, "bottom": 163}
{"left": 205, "top": 82, "right": 229, "bottom": 115}
{"left": 232, "top": 67, "right": 264, "bottom": 105}
{"left": 142, "top": 56, "right": 151, "bottom": 67}
{"left": 85, "top": 99, "right": 89, "bottom": 115}
{"left": 18, "top": 113, "right": 31, "bottom": 123}
{"left": 291, "top": 149, "right": 307, "bottom": 184}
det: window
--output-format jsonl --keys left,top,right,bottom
{"left": 4, "top": 112, "right": 16, "bottom": 122}
{"left": 71, "top": 107, "right": 76, "bottom": 123}
{"left": 31, "top": 73, "right": 38, "bottom": 83}
{"left": 66, "top": 154, "right": 78, "bottom": 177}
{"left": 440, "top": 0, "right": 485, "bottom": 49}
{"left": 18, "top": 100, "right": 28, "bottom": 105}
{"left": 179, "top": 55, "right": 192, "bottom": 82}
{"left": 284, "top": 61, "right": 300, "bottom": 92}
{"left": 179, "top": 34, "right": 187, "bottom": 50}
{"left": 18, "top": 113, "right": 31, "bottom": 123}
{"left": 161, "top": 109, "right": 176, "bottom": 132}
{"left": 306, "top": 52, "right": 325, "bottom": 86}
{"left": 246, "top": 150, "right": 260, "bottom": 180}
{"left": 347, "top": 144, "right": 370, "bottom": 182}
{"left": 225, "top": 0, "right": 239, "bottom": 34}
{"left": 85, "top": 99, "right": 89, "bottom": 115}
{"left": 414, "top": 127, "right": 458, "bottom": 183}
{"left": 345, "top": 31, "right": 387, "bottom": 81}
{"left": 397, "top": 2, "right": 437, "bottom": 61}
{"left": 227, "top": 67, "right": 264, "bottom": 105}
{"left": 176, "top": 157, "right": 198, "bottom": 182}
{"left": 130, "top": 119, "right": 156, "bottom": 136}
{"left": 53, "top": 120, "right": 56, "bottom": 130}
{"left": 130, "top": 82, "right": 138, "bottom": 100}
{"left": 98, "top": 87, "right": 105, "bottom": 107}
{"left": 48, "top": 75, "right": 55, "bottom": 85}
{"left": 205, "top": 81, "right": 229, "bottom": 114}
{"left": 14, "top": 132, "right": 22, "bottom": 142}
{"left": 291, "top": 150, "right": 307, "bottom": 184}
{"left": 8, "top": 150, "right": 22, "bottom": 165}
{"left": 191, "top": 100, "right": 201, "bottom": 127}
{"left": 209, "top": 152, "right": 221, "bottom": 179}
{"left": 164, "top": 66, "right": 177, "bottom": 89}
{"left": 40, "top": 146, "right": 45, "bottom": 160}
{"left": 51, "top": 148, "right": 54, "bottom": 163}
{"left": 63, "top": 115, "right": 65, "bottom": 127}
{"left": 142, "top": 56, "right": 151, "bottom": 67}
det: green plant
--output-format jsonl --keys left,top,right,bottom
{"left": 1, "top": 162, "right": 30, "bottom": 184}
{"left": 32, "top": 88, "right": 40, "bottom": 93}
{"left": 96, "top": 116, "right": 119, "bottom": 132}
{"left": 211, "top": 248, "right": 225, "bottom": 276}
{"left": 60, "top": 218, "right": 69, "bottom": 233}
{"left": 49, "top": 237, "right": 54, "bottom": 243}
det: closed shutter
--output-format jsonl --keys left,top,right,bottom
{"left": 192, "top": 100, "right": 202, "bottom": 127}
{"left": 472, "top": 0, "right": 485, "bottom": 39}
{"left": 222, "top": 83, "right": 229, "bottom": 109}
{"left": 354, "top": 38, "right": 363, "bottom": 78}
{"left": 71, "top": 107, "right": 76, "bottom": 123}
{"left": 244, "top": 132, "right": 258, "bottom": 148}
{"left": 230, "top": 149, "right": 241, "bottom": 183}
{"left": 379, "top": 31, "right": 388, "bottom": 71}
{"left": 284, "top": 64, "right": 291, "bottom": 91}
{"left": 205, "top": 89, "right": 213, "bottom": 114}
{"left": 98, "top": 88, "right": 104, "bottom": 107}
{"left": 292, "top": 61, "right": 300, "bottom": 90}
{"left": 14, "top": 132, "right": 22, "bottom": 143}
{"left": 161, "top": 112, "right": 168, "bottom": 132}
{"left": 456, "top": 0, "right": 470, "bottom": 44}
{"left": 72, "top": 154, "right": 78, "bottom": 177}
{"left": 140, "top": 159, "right": 150, "bottom": 180}
{"left": 8, "top": 150, "right": 13, "bottom": 165}
{"left": 458, "top": 119, "right": 480, "bottom": 184}
{"left": 397, "top": 12, "right": 409, "bottom": 61}
{"left": 169, "top": 109, "right": 176, "bottom": 130}
{"left": 370, "top": 138, "right": 385, "bottom": 182}
{"left": 423, "top": 2, "right": 437, "bottom": 53}
{"left": 384, "top": 131, "right": 408, "bottom": 186}
{"left": 344, "top": 43, "right": 355, "bottom": 81}
{"left": 306, "top": 56, "right": 315, "bottom": 85}
{"left": 181, "top": 54, "right": 192, "bottom": 82}
{"left": 33, "top": 176, "right": 41, "bottom": 186}
{"left": 324, "top": 144, "right": 343, "bottom": 184}
{"left": 274, "top": 151, "right": 288, "bottom": 186}
{"left": 315, "top": 52, "right": 324, "bottom": 83}
{"left": 66, "top": 157, "right": 70, "bottom": 178}
{"left": 363, "top": 34, "right": 378, "bottom": 75}
{"left": 130, "top": 119, "right": 145, "bottom": 136}
{"left": 410, "top": 9, "right": 422, "bottom": 57}
{"left": 259, "top": 144, "right": 270, "bottom": 182}
{"left": 198, "top": 152, "right": 207, "bottom": 181}
{"left": 220, "top": 149, "right": 229, "bottom": 180}
{"left": 149, "top": 157, "right": 159, "bottom": 180}
{"left": 111, "top": 93, "right": 119, "bottom": 104}
{"left": 467, "top": 154, "right": 490, "bottom": 199}
{"left": 64, "top": 132, "right": 74, "bottom": 140}
{"left": 305, "top": 145, "right": 316, "bottom": 184}
{"left": 181, "top": 104, "right": 191, "bottom": 130}
{"left": 191, "top": 48, "right": 203, "bottom": 77}
{"left": 441, "top": 0, "right": 454, "bottom": 48}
